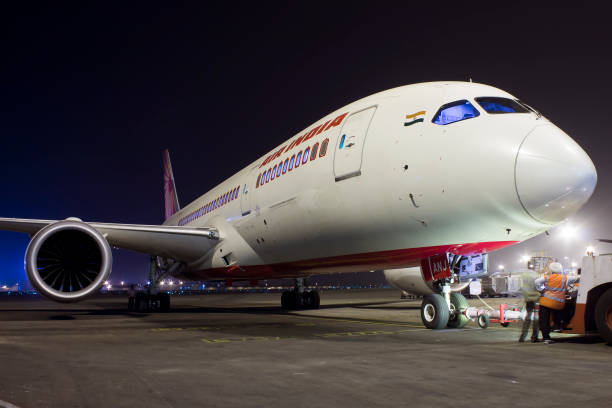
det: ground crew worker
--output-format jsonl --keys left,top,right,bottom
{"left": 535, "top": 262, "right": 578, "bottom": 343}
{"left": 519, "top": 268, "right": 540, "bottom": 343}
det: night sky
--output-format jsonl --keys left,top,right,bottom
{"left": 1, "top": 4, "right": 611, "bottom": 285}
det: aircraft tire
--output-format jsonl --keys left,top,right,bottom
{"left": 159, "top": 292, "right": 170, "bottom": 312}
{"left": 281, "top": 291, "right": 290, "bottom": 309}
{"left": 421, "top": 294, "right": 449, "bottom": 330}
{"left": 135, "top": 292, "right": 148, "bottom": 312}
{"left": 595, "top": 288, "right": 612, "bottom": 344}
{"left": 447, "top": 293, "right": 469, "bottom": 328}
{"left": 310, "top": 290, "right": 320, "bottom": 309}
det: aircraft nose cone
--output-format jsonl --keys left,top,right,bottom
{"left": 515, "top": 124, "right": 597, "bottom": 224}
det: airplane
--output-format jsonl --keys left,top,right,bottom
{"left": 0, "top": 81, "right": 597, "bottom": 329}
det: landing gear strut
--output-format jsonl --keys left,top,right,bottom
{"left": 281, "top": 278, "right": 320, "bottom": 310}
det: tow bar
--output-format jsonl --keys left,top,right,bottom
{"left": 464, "top": 303, "right": 525, "bottom": 329}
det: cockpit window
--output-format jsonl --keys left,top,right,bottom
{"left": 432, "top": 100, "right": 480, "bottom": 125}
{"left": 475, "top": 97, "right": 530, "bottom": 114}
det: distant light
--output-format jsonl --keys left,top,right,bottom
{"left": 498, "top": 265, "right": 504, "bottom": 270}
{"left": 160, "top": 281, "right": 165, "bottom": 286}
{"left": 586, "top": 246, "right": 595, "bottom": 256}
{"left": 560, "top": 224, "right": 577, "bottom": 239}
{"left": 169, "top": 281, "right": 174, "bottom": 285}
{"left": 571, "top": 262, "right": 578, "bottom": 268}
{"left": 520, "top": 255, "right": 530, "bottom": 263}
{"left": 179, "top": 281, "right": 183, "bottom": 285}
{"left": 564, "top": 256, "right": 569, "bottom": 260}
{"left": 104, "top": 280, "right": 109, "bottom": 285}
{"left": 120, "top": 281, "right": 124, "bottom": 286}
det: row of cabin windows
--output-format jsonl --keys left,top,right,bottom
{"left": 256, "top": 138, "right": 329, "bottom": 188}
{"left": 178, "top": 185, "right": 240, "bottom": 226}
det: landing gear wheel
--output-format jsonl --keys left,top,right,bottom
{"left": 281, "top": 290, "right": 319, "bottom": 310}
{"left": 595, "top": 288, "right": 612, "bottom": 344}
{"left": 158, "top": 292, "right": 170, "bottom": 312}
{"left": 421, "top": 294, "right": 450, "bottom": 330}
{"left": 135, "top": 292, "right": 148, "bottom": 312}
{"left": 477, "top": 314, "right": 490, "bottom": 329}
{"left": 281, "top": 291, "right": 290, "bottom": 309}
{"left": 308, "top": 290, "right": 320, "bottom": 309}
{"left": 447, "top": 293, "right": 469, "bottom": 329}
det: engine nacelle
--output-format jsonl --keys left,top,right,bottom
{"left": 384, "top": 267, "right": 435, "bottom": 296}
{"left": 25, "top": 220, "right": 113, "bottom": 303}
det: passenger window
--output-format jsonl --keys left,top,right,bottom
{"left": 283, "top": 158, "right": 289, "bottom": 174}
{"left": 310, "top": 143, "right": 319, "bottom": 160}
{"left": 320, "top": 138, "right": 329, "bottom": 157}
{"left": 256, "top": 174, "right": 261, "bottom": 188}
{"left": 475, "top": 97, "right": 529, "bottom": 114}
{"left": 339, "top": 134, "right": 346, "bottom": 149}
{"left": 266, "top": 168, "right": 271, "bottom": 182}
{"left": 289, "top": 155, "right": 295, "bottom": 171}
{"left": 432, "top": 100, "right": 480, "bottom": 125}
{"left": 271, "top": 165, "right": 277, "bottom": 180}
{"left": 276, "top": 162, "right": 282, "bottom": 178}
{"left": 302, "top": 148, "right": 310, "bottom": 164}
{"left": 295, "top": 151, "right": 302, "bottom": 168}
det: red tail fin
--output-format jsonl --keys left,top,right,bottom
{"left": 163, "top": 149, "right": 180, "bottom": 220}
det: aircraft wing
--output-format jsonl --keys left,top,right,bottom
{"left": 0, "top": 217, "right": 219, "bottom": 262}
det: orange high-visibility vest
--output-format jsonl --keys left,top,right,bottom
{"left": 539, "top": 273, "right": 568, "bottom": 310}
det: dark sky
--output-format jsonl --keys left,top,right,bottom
{"left": 1, "top": 4, "right": 610, "bottom": 285}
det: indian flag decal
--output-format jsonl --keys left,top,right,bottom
{"left": 404, "top": 111, "right": 426, "bottom": 126}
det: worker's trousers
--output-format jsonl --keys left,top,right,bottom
{"left": 539, "top": 305, "right": 554, "bottom": 340}
{"left": 520, "top": 300, "right": 538, "bottom": 341}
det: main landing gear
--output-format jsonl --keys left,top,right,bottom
{"left": 420, "top": 283, "right": 469, "bottom": 330}
{"left": 130, "top": 256, "right": 184, "bottom": 313}
{"left": 281, "top": 278, "right": 320, "bottom": 310}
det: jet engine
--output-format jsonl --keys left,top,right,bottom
{"left": 384, "top": 267, "right": 435, "bottom": 296}
{"left": 25, "top": 219, "right": 112, "bottom": 302}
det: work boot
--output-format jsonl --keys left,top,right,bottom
{"left": 544, "top": 339, "right": 555, "bottom": 344}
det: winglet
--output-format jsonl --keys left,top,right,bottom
{"left": 163, "top": 149, "right": 180, "bottom": 220}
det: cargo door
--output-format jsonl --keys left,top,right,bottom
{"left": 333, "top": 106, "right": 377, "bottom": 182}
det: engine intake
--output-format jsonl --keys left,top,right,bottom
{"left": 25, "top": 220, "right": 113, "bottom": 302}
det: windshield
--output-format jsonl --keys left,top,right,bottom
{"left": 432, "top": 100, "right": 480, "bottom": 125}
{"left": 475, "top": 97, "right": 530, "bottom": 114}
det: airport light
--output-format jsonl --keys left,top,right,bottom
{"left": 179, "top": 281, "right": 183, "bottom": 285}
{"left": 586, "top": 246, "right": 595, "bottom": 256}
{"left": 160, "top": 280, "right": 165, "bottom": 286}
{"left": 120, "top": 281, "right": 124, "bottom": 286}
{"left": 571, "top": 262, "right": 578, "bottom": 268}
{"left": 104, "top": 280, "right": 109, "bottom": 285}
{"left": 169, "top": 281, "right": 174, "bottom": 286}
{"left": 498, "top": 264, "right": 504, "bottom": 270}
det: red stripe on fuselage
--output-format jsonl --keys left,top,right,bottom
{"left": 183, "top": 240, "right": 518, "bottom": 281}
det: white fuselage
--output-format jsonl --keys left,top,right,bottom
{"left": 164, "top": 82, "right": 596, "bottom": 281}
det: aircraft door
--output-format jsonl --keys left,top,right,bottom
{"left": 333, "top": 106, "right": 377, "bottom": 181}
{"left": 240, "top": 167, "right": 258, "bottom": 216}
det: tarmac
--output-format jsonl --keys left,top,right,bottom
{"left": 0, "top": 288, "right": 611, "bottom": 408}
